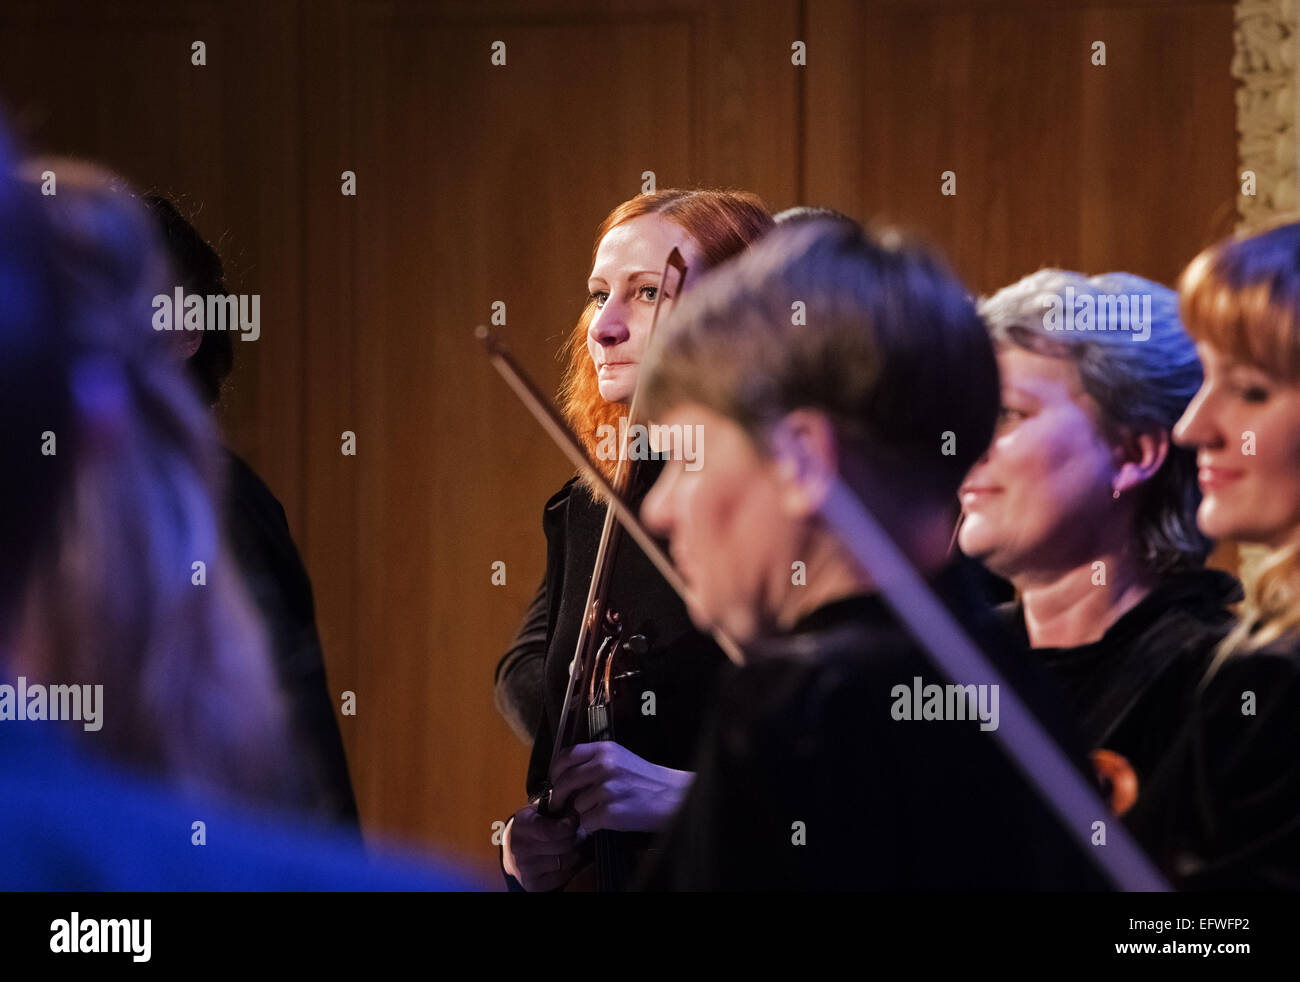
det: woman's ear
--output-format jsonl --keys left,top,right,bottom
{"left": 768, "top": 409, "right": 839, "bottom": 518}
{"left": 1112, "top": 424, "right": 1169, "bottom": 495}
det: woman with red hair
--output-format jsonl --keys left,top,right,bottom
{"left": 495, "top": 189, "right": 772, "bottom": 891}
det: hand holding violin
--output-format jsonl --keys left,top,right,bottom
{"left": 502, "top": 802, "right": 583, "bottom": 892}
{"left": 549, "top": 741, "right": 694, "bottom": 833}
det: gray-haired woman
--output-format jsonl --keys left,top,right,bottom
{"left": 957, "top": 269, "right": 1241, "bottom": 816}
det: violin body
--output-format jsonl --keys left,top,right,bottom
{"left": 538, "top": 617, "right": 653, "bottom": 891}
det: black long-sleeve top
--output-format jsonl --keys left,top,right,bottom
{"left": 1001, "top": 569, "right": 1242, "bottom": 795}
{"left": 997, "top": 567, "right": 1300, "bottom": 889}
{"left": 1127, "top": 631, "right": 1300, "bottom": 890}
{"left": 494, "top": 581, "right": 549, "bottom": 745}
{"left": 495, "top": 458, "right": 728, "bottom": 800}
{"left": 639, "top": 560, "right": 1109, "bottom": 890}
{"left": 224, "top": 451, "right": 359, "bottom": 827}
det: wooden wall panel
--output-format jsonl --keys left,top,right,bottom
{"left": 805, "top": 0, "right": 1238, "bottom": 295}
{"left": 0, "top": 0, "right": 307, "bottom": 509}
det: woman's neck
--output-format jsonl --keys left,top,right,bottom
{"left": 1016, "top": 554, "right": 1156, "bottom": 649}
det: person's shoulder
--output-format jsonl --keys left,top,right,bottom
{"left": 225, "top": 450, "right": 285, "bottom": 512}
{"left": 1180, "top": 636, "right": 1300, "bottom": 887}
{"left": 541, "top": 475, "right": 582, "bottom": 530}
{"left": 543, "top": 475, "right": 579, "bottom": 509}
{"left": 717, "top": 630, "right": 908, "bottom": 758}
{"left": 1176, "top": 567, "right": 1245, "bottom": 608}
{"left": 1198, "top": 640, "right": 1300, "bottom": 757}
{"left": 1145, "top": 568, "right": 1241, "bottom": 642}
{"left": 1207, "top": 639, "right": 1300, "bottom": 694}
{"left": 223, "top": 449, "right": 295, "bottom": 547}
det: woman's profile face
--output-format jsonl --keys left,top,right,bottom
{"left": 586, "top": 212, "right": 702, "bottom": 404}
{"left": 641, "top": 401, "right": 794, "bottom": 648}
{"left": 1174, "top": 341, "right": 1300, "bottom": 549}
{"left": 958, "top": 346, "right": 1119, "bottom": 580}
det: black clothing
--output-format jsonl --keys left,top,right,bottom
{"left": 495, "top": 460, "right": 728, "bottom": 890}
{"left": 640, "top": 561, "right": 1109, "bottom": 890}
{"left": 494, "top": 579, "right": 548, "bottom": 744}
{"left": 1128, "top": 636, "right": 1300, "bottom": 890}
{"left": 1001, "top": 569, "right": 1242, "bottom": 788}
{"left": 501, "top": 460, "right": 727, "bottom": 797}
{"left": 224, "top": 451, "right": 359, "bottom": 827}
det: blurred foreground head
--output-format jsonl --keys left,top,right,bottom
{"left": 0, "top": 147, "right": 305, "bottom": 811}
{"left": 640, "top": 218, "right": 998, "bottom": 645}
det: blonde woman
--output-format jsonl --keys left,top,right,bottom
{"left": 1132, "top": 220, "right": 1300, "bottom": 889}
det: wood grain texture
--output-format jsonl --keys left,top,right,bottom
{"left": 805, "top": 0, "right": 1238, "bottom": 293}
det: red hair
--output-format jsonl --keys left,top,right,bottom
{"left": 558, "top": 188, "right": 773, "bottom": 488}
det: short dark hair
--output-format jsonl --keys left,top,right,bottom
{"left": 642, "top": 219, "right": 999, "bottom": 505}
{"left": 141, "top": 193, "right": 233, "bottom": 406}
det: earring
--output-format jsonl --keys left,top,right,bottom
{"left": 1112, "top": 487, "right": 1121, "bottom": 500}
